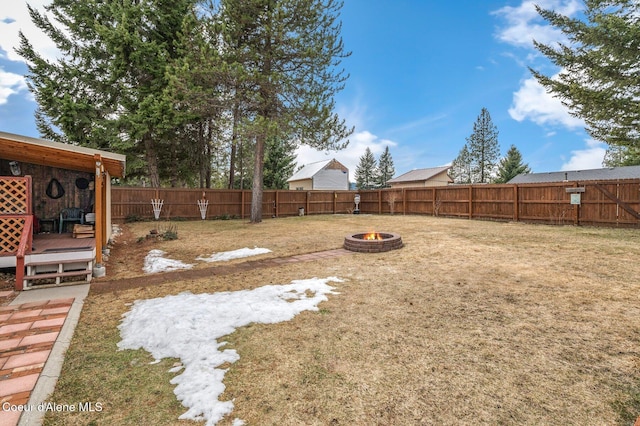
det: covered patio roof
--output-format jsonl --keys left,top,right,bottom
{"left": 0, "top": 131, "right": 126, "bottom": 178}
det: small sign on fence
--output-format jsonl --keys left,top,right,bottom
{"left": 570, "top": 193, "right": 581, "bottom": 205}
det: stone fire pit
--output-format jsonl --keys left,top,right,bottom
{"left": 344, "top": 232, "right": 403, "bottom": 253}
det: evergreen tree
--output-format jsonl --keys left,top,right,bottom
{"left": 466, "top": 107, "right": 500, "bottom": 183}
{"left": 355, "top": 147, "right": 377, "bottom": 190}
{"left": 219, "top": 0, "right": 353, "bottom": 222}
{"left": 602, "top": 145, "right": 640, "bottom": 167}
{"left": 495, "top": 145, "right": 531, "bottom": 183}
{"left": 17, "top": 0, "right": 197, "bottom": 187}
{"left": 263, "top": 137, "right": 297, "bottom": 189}
{"left": 451, "top": 144, "right": 473, "bottom": 184}
{"left": 531, "top": 1, "right": 640, "bottom": 160}
{"left": 375, "top": 146, "right": 395, "bottom": 188}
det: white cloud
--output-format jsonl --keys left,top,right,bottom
{"left": 508, "top": 75, "right": 584, "bottom": 129}
{"left": 0, "top": 68, "right": 27, "bottom": 104}
{"left": 496, "top": 1, "right": 589, "bottom": 133}
{"left": 560, "top": 139, "right": 606, "bottom": 171}
{"left": 294, "top": 130, "right": 397, "bottom": 182}
{"left": 0, "top": 1, "right": 60, "bottom": 63}
{"left": 492, "top": 0, "right": 583, "bottom": 49}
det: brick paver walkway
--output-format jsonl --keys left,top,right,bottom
{"left": 0, "top": 298, "right": 74, "bottom": 426}
{"left": 92, "top": 248, "right": 354, "bottom": 294}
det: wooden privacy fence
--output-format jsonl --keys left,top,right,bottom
{"left": 111, "top": 179, "right": 640, "bottom": 227}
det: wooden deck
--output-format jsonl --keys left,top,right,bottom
{"left": 0, "top": 233, "right": 96, "bottom": 268}
{"left": 31, "top": 233, "right": 96, "bottom": 254}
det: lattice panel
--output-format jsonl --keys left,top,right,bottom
{"left": 0, "top": 216, "right": 25, "bottom": 254}
{"left": 0, "top": 177, "right": 29, "bottom": 214}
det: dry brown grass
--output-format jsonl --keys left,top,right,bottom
{"left": 45, "top": 215, "right": 640, "bottom": 425}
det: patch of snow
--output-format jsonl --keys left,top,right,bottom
{"left": 196, "top": 247, "right": 271, "bottom": 262}
{"left": 117, "top": 277, "right": 342, "bottom": 425}
{"left": 111, "top": 224, "right": 122, "bottom": 238}
{"left": 143, "top": 249, "right": 194, "bottom": 274}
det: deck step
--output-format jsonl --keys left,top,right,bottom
{"left": 27, "top": 259, "right": 92, "bottom": 267}
{"left": 23, "top": 258, "right": 93, "bottom": 289}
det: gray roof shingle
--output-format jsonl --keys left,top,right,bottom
{"left": 509, "top": 165, "right": 640, "bottom": 184}
{"left": 387, "top": 166, "right": 450, "bottom": 183}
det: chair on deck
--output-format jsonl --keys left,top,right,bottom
{"left": 59, "top": 207, "right": 84, "bottom": 233}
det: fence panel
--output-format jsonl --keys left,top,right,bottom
{"left": 579, "top": 181, "right": 640, "bottom": 226}
{"left": 110, "top": 182, "right": 640, "bottom": 228}
{"left": 277, "top": 191, "right": 307, "bottom": 216}
{"left": 517, "top": 183, "right": 574, "bottom": 225}
{"left": 432, "top": 186, "right": 470, "bottom": 218}
{"left": 404, "top": 188, "right": 434, "bottom": 215}
{"left": 472, "top": 185, "right": 514, "bottom": 220}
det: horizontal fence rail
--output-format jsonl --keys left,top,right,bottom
{"left": 111, "top": 179, "right": 640, "bottom": 228}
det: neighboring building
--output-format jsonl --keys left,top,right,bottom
{"left": 508, "top": 165, "right": 640, "bottom": 184}
{"left": 387, "top": 166, "right": 452, "bottom": 188}
{"left": 287, "top": 159, "right": 349, "bottom": 190}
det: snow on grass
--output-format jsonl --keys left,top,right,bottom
{"left": 117, "top": 277, "right": 342, "bottom": 426}
{"left": 144, "top": 247, "right": 272, "bottom": 274}
{"left": 196, "top": 247, "right": 272, "bottom": 263}
{"left": 143, "top": 249, "right": 194, "bottom": 274}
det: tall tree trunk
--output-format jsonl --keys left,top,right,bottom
{"left": 250, "top": 133, "right": 265, "bottom": 222}
{"left": 205, "top": 119, "right": 213, "bottom": 188}
{"left": 229, "top": 102, "right": 240, "bottom": 189}
{"left": 250, "top": 3, "right": 272, "bottom": 223}
{"left": 143, "top": 133, "right": 160, "bottom": 188}
{"left": 169, "top": 139, "right": 178, "bottom": 187}
{"left": 198, "top": 122, "right": 205, "bottom": 188}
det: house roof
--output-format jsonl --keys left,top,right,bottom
{"left": 508, "top": 165, "right": 640, "bottom": 184}
{"left": 387, "top": 166, "right": 450, "bottom": 183}
{"left": 0, "top": 131, "right": 126, "bottom": 178}
{"left": 287, "top": 159, "right": 340, "bottom": 182}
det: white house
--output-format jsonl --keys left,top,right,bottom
{"left": 287, "top": 159, "right": 349, "bottom": 190}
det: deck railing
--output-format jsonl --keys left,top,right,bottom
{"left": 15, "top": 215, "right": 33, "bottom": 291}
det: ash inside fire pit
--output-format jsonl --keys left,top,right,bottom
{"left": 344, "top": 232, "right": 403, "bottom": 253}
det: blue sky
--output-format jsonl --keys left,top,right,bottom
{"left": 0, "top": 0, "right": 606, "bottom": 179}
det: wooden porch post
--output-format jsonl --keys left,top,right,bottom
{"left": 94, "top": 154, "right": 104, "bottom": 265}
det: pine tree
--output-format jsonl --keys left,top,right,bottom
{"left": 375, "top": 146, "right": 395, "bottom": 188}
{"left": 451, "top": 145, "right": 473, "bottom": 184}
{"left": 602, "top": 145, "right": 640, "bottom": 167}
{"left": 466, "top": 107, "right": 500, "bottom": 183}
{"left": 219, "top": 0, "right": 353, "bottom": 222}
{"left": 355, "top": 147, "right": 377, "bottom": 190}
{"left": 17, "top": 0, "right": 197, "bottom": 187}
{"left": 531, "top": 1, "right": 640, "bottom": 160}
{"left": 495, "top": 145, "right": 531, "bottom": 183}
{"left": 263, "top": 137, "right": 297, "bottom": 189}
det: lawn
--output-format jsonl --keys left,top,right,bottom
{"left": 44, "top": 215, "right": 640, "bottom": 425}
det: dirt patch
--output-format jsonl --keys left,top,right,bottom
{"left": 45, "top": 216, "right": 640, "bottom": 425}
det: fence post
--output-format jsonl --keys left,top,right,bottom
{"left": 468, "top": 185, "right": 473, "bottom": 219}
{"left": 275, "top": 190, "right": 279, "bottom": 218}
{"left": 433, "top": 187, "right": 437, "bottom": 216}
{"left": 241, "top": 190, "right": 245, "bottom": 219}
{"left": 573, "top": 182, "right": 579, "bottom": 226}
{"left": 402, "top": 188, "right": 406, "bottom": 215}
{"left": 333, "top": 191, "right": 337, "bottom": 214}
{"left": 513, "top": 184, "right": 519, "bottom": 222}
{"left": 378, "top": 190, "right": 382, "bottom": 214}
